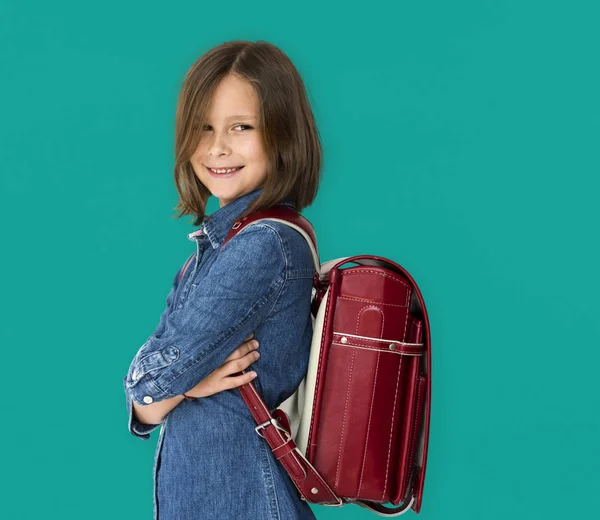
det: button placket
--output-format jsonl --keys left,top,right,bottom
{"left": 177, "top": 236, "right": 207, "bottom": 308}
{"left": 178, "top": 276, "right": 194, "bottom": 307}
{"left": 194, "top": 234, "right": 207, "bottom": 269}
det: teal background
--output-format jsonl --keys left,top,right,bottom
{"left": 1, "top": 1, "right": 598, "bottom": 518}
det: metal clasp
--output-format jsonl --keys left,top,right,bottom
{"left": 254, "top": 418, "right": 291, "bottom": 440}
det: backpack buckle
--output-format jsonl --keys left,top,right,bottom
{"left": 255, "top": 418, "right": 291, "bottom": 440}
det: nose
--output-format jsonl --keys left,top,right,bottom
{"left": 207, "top": 130, "right": 231, "bottom": 157}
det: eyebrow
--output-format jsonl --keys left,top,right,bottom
{"left": 224, "top": 115, "right": 257, "bottom": 120}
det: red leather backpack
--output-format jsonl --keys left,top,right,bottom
{"left": 221, "top": 204, "right": 432, "bottom": 516}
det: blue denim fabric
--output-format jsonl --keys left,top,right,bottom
{"left": 123, "top": 188, "right": 317, "bottom": 519}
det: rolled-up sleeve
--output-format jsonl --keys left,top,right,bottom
{"left": 123, "top": 259, "right": 188, "bottom": 439}
{"left": 123, "top": 224, "right": 287, "bottom": 418}
{"left": 124, "top": 382, "right": 162, "bottom": 440}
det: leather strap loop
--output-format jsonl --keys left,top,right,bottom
{"left": 237, "top": 377, "right": 342, "bottom": 506}
{"left": 273, "top": 438, "right": 296, "bottom": 460}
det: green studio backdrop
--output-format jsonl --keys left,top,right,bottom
{"left": 0, "top": 1, "right": 598, "bottom": 519}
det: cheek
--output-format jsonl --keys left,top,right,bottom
{"left": 241, "top": 136, "right": 267, "bottom": 160}
{"left": 190, "top": 147, "right": 205, "bottom": 168}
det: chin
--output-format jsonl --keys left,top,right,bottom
{"left": 211, "top": 188, "right": 243, "bottom": 205}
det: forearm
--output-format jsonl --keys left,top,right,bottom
{"left": 132, "top": 394, "right": 186, "bottom": 425}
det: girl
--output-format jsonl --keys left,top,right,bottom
{"left": 123, "top": 40, "right": 321, "bottom": 520}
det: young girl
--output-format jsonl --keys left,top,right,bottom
{"left": 123, "top": 40, "right": 321, "bottom": 520}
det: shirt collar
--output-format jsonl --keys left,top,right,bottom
{"left": 187, "top": 188, "right": 296, "bottom": 249}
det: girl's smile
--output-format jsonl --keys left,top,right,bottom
{"left": 206, "top": 165, "right": 245, "bottom": 178}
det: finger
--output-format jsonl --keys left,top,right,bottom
{"left": 223, "top": 338, "right": 259, "bottom": 363}
{"left": 225, "top": 333, "right": 254, "bottom": 361}
{"left": 222, "top": 370, "right": 258, "bottom": 390}
{"left": 222, "top": 350, "right": 260, "bottom": 375}
{"left": 223, "top": 340, "right": 258, "bottom": 363}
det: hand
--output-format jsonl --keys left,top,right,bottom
{"left": 182, "top": 334, "right": 260, "bottom": 399}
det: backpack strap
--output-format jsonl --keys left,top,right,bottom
{"left": 221, "top": 205, "right": 321, "bottom": 273}
{"left": 179, "top": 253, "right": 196, "bottom": 281}
{"left": 237, "top": 377, "right": 343, "bottom": 505}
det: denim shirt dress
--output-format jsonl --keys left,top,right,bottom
{"left": 123, "top": 188, "right": 318, "bottom": 520}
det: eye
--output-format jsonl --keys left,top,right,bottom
{"left": 200, "top": 124, "right": 252, "bottom": 132}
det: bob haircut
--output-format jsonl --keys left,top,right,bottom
{"left": 173, "top": 40, "right": 323, "bottom": 226}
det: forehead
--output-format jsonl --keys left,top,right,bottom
{"left": 207, "top": 74, "right": 259, "bottom": 119}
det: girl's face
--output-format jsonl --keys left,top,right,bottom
{"left": 190, "top": 74, "right": 269, "bottom": 208}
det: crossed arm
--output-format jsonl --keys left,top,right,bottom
{"left": 132, "top": 333, "right": 261, "bottom": 425}
{"left": 123, "top": 225, "right": 287, "bottom": 439}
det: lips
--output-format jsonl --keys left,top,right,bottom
{"left": 206, "top": 165, "right": 244, "bottom": 178}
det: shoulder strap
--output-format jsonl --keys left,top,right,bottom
{"left": 179, "top": 252, "right": 196, "bottom": 281}
{"left": 221, "top": 205, "right": 321, "bottom": 273}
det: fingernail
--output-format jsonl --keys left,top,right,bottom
{"left": 254, "top": 351, "right": 260, "bottom": 359}
{"left": 253, "top": 340, "right": 259, "bottom": 348}
{"left": 250, "top": 372, "right": 257, "bottom": 378}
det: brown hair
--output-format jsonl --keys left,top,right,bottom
{"left": 173, "top": 40, "right": 323, "bottom": 226}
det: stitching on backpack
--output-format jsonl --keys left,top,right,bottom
{"left": 382, "top": 355, "right": 403, "bottom": 501}
{"left": 407, "top": 377, "right": 424, "bottom": 489}
{"left": 355, "top": 305, "right": 383, "bottom": 332}
{"left": 333, "top": 332, "right": 422, "bottom": 346}
{"left": 307, "top": 287, "right": 333, "bottom": 453}
{"left": 343, "top": 269, "right": 410, "bottom": 287}
{"left": 356, "top": 307, "right": 384, "bottom": 497}
{"left": 332, "top": 342, "right": 422, "bottom": 356}
{"left": 381, "top": 290, "right": 410, "bottom": 500}
{"left": 357, "top": 348, "right": 381, "bottom": 497}
{"left": 338, "top": 295, "right": 407, "bottom": 307}
{"left": 296, "top": 449, "right": 338, "bottom": 502}
{"left": 334, "top": 347, "right": 356, "bottom": 489}
{"left": 401, "top": 290, "right": 410, "bottom": 347}
{"left": 337, "top": 305, "right": 384, "bottom": 494}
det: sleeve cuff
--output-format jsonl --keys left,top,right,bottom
{"left": 124, "top": 378, "right": 162, "bottom": 440}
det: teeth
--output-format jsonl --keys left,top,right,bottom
{"left": 210, "top": 167, "right": 241, "bottom": 174}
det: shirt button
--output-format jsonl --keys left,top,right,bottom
{"left": 143, "top": 396, "right": 153, "bottom": 404}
